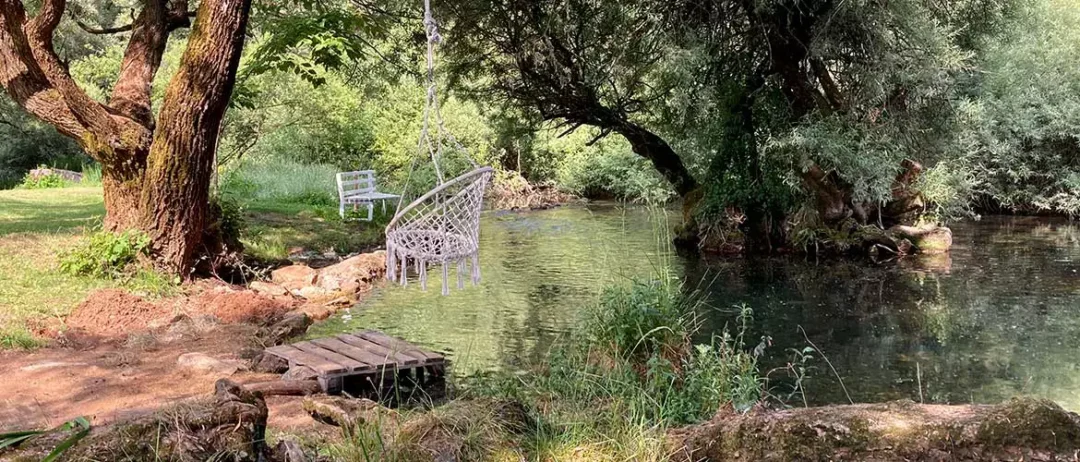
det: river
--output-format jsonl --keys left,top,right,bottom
{"left": 309, "top": 204, "right": 1080, "bottom": 410}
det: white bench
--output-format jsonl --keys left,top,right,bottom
{"left": 336, "top": 170, "right": 401, "bottom": 221}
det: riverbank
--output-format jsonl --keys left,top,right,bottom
{"left": 3, "top": 277, "right": 1079, "bottom": 461}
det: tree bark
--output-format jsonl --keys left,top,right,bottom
{"left": 140, "top": 0, "right": 251, "bottom": 273}
{"left": 0, "top": 0, "right": 251, "bottom": 276}
{"left": 669, "top": 397, "right": 1080, "bottom": 461}
{"left": 613, "top": 122, "right": 699, "bottom": 198}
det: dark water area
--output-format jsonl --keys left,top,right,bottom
{"left": 310, "top": 205, "right": 1080, "bottom": 410}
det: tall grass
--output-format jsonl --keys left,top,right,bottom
{"left": 458, "top": 277, "right": 766, "bottom": 460}
{"left": 79, "top": 163, "right": 102, "bottom": 186}
{"left": 219, "top": 158, "right": 339, "bottom": 206}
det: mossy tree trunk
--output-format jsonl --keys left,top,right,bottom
{"left": 0, "top": 0, "right": 251, "bottom": 275}
{"left": 669, "top": 398, "right": 1080, "bottom": 461}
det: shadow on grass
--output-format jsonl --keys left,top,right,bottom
{"left": 0, "top": 190, "right": 104, "bottom": 236}
{"left": 240, "top": 200, "right": 390, "bottom": 260}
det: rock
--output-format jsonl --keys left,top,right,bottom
{"left": 177, "top": 352, "right": 246, "bottom": 375}
{"left": 302, "top": 395, "right": 390, "bottom": 428}
{"left": 250, "top": 281, "right": 290, "bottom": 297}
{"left": 294, "top": 285, "right": 331, "bottom": 300}
{"left": 29, "top": 167, "right": 82, "bottom": 182}
{"left": 889, "top": 224, "right": 953, "bottom": 254}
{"left": 258, "top": 312, "right": 312, "bottom": 346}
{"left": 272, "top": 265, "right": 318, "bottom": 290}
{"left": 283, "top": 365, "right": 319, "bottom": 381}
{"left": 298, "top": 304, "right": 336, "bottom": 321}
{"left": 317, "top": 251, "right": 386, "bottom": 292}
{"left": 251, "top": 352, "right": 290, "bottom": 373}
{"left": 273, "top": 439, "right": 310, "bottom": 462}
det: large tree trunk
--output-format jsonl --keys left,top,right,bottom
{"left": 0, "top": 0, "right": 251, "bottom": 276}
{"left": 140, "top": 0, "right": 250, "bottom": 273}
{"left": 101, "top": 168, "right": 145, "bottom": 231}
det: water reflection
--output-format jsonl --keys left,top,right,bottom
{"left": 309, "top": 207, "right": 1080, "bottom": 410}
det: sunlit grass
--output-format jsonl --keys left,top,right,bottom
{"left": 0, "top": 187, "right": 110, "bottom": 348}
{"left": 239, "top": 200, "right": 388, "bottom": 261}
{"left": 0, "top": 185, "right": 387, "bottom": 348}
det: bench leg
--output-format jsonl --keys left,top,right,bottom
{"left": 365, "top": 202, "right": 374, "bottom": 221}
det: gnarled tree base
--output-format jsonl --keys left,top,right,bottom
{"left": 668, "top": 397, "right": 1080, "bottom": 461}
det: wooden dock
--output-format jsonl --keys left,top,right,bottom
{"left": 264, "top": 330, "right": 446, "bottom": 395}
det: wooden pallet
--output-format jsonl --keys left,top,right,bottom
{"left": 265, "top": 330, "right": 446, "bottom": 394}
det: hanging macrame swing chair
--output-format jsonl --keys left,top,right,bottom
{"left": 385, "top": 0, "right": 493, "bottom": 295}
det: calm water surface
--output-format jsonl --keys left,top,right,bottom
{"left": 310, "top": 205, "right": 1080, "bottom": 410}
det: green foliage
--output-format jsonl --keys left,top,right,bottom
{"left": 550, "top": 127, "right": 674, "bottom": 203}
{"left": 475, "top": 278, "right": 765, "bottom": 430}
{"left": 0, "top": 97, "right": 84, "bottom": 190}
{"left": 958, "top": 0, "right": 1080, "bottom": 216}
{"left": 59, "top": 229, "right": 151, "bottom": 279}
{"left": 0, "top": 416, "right": 91, "bottom": 461}
{"left": 20, "top": 172, "right": 67, "bottom": 190}
{"left": 585, "top": 279, "right": 690, "bottom": 360}
{"left": 220, "top": 157, "right": 338, "bottom": 206}
{"left": 79, "top": 163, "right": 102, "bottom": 186}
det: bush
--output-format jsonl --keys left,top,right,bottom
{"left": 20, "top": 172, "right": 66, "bottom": 189}
{"left": 59, "top": 230, "right": 151, "bottom": 278}
{"left": 585, "top": 279, "right": 691, "bottom": 360}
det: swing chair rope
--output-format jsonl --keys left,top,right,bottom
{"left": 385, "top": 0, "right": 493, "bottom": 295}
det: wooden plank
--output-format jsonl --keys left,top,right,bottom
{"left": 359, "top": 330, "right": 444, "bottom": 364}
{"left": 337, "top": 334, "right": 420, "bottom": 366}
{"left": 293, "top": 342, "right": 369, "bottom": 372}
{"left": 309, "top": 337, "right": 395, "bottom": 370}
{"left": 264, "top": 345, "right": 348, "bottom": 375}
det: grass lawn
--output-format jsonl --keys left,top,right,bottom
{"left": 240, "top": 200, "right": 389, "bottom": 261}
{"left": 0, "top": 187, "right": 386, "bottom": 348}
{"left": 0, "top": 187, "right": 110, "bottom": 348}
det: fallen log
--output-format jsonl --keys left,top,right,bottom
{"left": 245, "top": 379, "right": 321, "bottom": 396}
{"left": 668, "top": 397, "right": 1080, "bottom": 461}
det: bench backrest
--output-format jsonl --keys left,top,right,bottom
{"left": 337, "top": 170, "right": 376, "bottom": 199}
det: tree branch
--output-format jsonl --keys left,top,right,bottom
{"left": 110, "top": 0, "right": 191, "bottom": 127}
{"left": 1, "top": 0, "right": 151, "bottom": 161}
{"left": 0, "top": 0, "right": 87, "bottom": 139}
{"left": 75, "top": 20, "right": 133, "bottom": 34}
{"left": 27, "top": 0, "right": 65, "bottom": 38}
{"left": 74, "top": 9, "right": 195, "bottom": 35}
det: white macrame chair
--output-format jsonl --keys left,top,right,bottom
{"left": 385, "top": 0, "right": 493, "bottom": 295}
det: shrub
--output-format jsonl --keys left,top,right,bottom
{"left": 59, "top": 230, "right": 151, "bottom": 278}
{"left": 585, "top": 279, "right": 691, "bottom": 360}
{"left": 80, "top": 163, "right": 103, "bottom": 186}
{"left": 211, "top": 195, "right": 246, "bottom": 243}
{"left": 20, "top": 172, "right": 66, "bottom": 189}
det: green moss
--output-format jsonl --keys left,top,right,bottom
{"left": 977, "top": 397, "right": 1080, "bottom": 451}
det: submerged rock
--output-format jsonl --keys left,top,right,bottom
{"left": 890, "top": 224, "right": 953, "bottom": 254}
